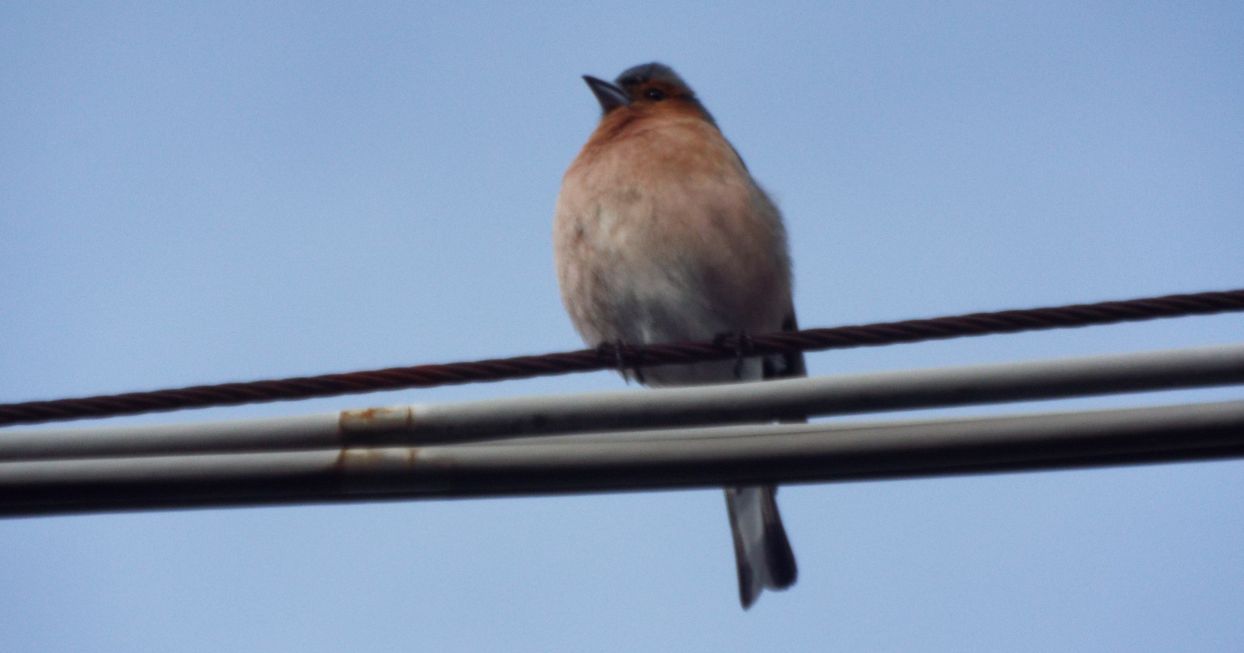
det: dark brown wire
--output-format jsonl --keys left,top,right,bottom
{"left": 2, "top": 288, "right": 1242, "bottom": 427}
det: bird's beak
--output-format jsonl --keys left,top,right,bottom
{"left": 583, "top": 75, "right": 630, "bottom": 113}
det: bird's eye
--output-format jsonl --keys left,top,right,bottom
{"left": 644, "top": 88, "right": 666, "bottom": 101}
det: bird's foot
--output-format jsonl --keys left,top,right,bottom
{"left": 714, "top": 331, "right": 755, "bottom": 381}
{"left": 598, "top": 339, "right": 645, "bottom": 384}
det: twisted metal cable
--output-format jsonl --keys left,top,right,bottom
{"left": 2, "top": 288, "right": 1242, "bottom": 427}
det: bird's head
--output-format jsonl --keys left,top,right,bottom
{"left": 582, "top": 63, "right": 716, "bottom": 125}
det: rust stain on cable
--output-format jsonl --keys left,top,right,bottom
{"left": 338, "top": 406, "right": 414, "bottom": 433}
{"left": 333, "top": 446, "right": 421, "bottom": 473}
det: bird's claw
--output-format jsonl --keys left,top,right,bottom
{"left": 715, "top": 331, "right": 755, "bottom": 380}
{"left": 598, "top": 339, "right": 644, "bottom": 384}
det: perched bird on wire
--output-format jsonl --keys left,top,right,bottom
{"left": 553, "top": 62, "right": 803, "bottom": 609}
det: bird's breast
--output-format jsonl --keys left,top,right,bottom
{"left": 553, "top": 118, "right": 792, "bottom": 348}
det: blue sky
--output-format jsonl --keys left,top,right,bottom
{"left": 3, "top": 2, "right": 1243, "bottom": 651}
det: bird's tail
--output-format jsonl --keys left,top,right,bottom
{"left": 724, "top": 484, "right": 797, "bottom": 609}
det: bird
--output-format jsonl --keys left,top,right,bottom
{"left": 552, "top": 62, "right": 803, "bottom": 609}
